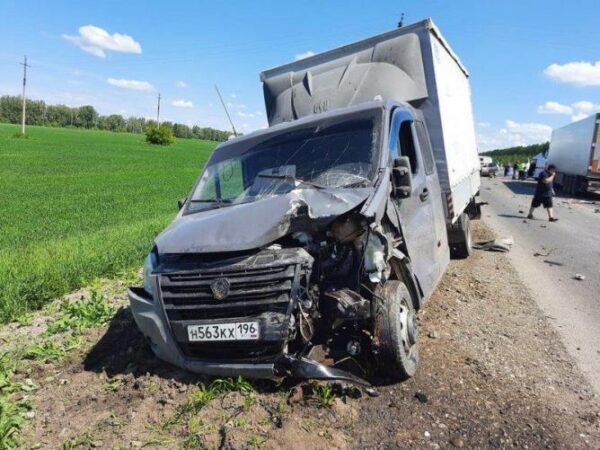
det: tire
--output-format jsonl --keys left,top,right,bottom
{"left": 374, "top": 280, "right": 419, "bottom": 382}
{"left": 450, "top": 213, "right": 472, "bottom": 259}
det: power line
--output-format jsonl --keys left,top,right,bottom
{"left": 20, "top": 55, "right": 31, "bottom": 135}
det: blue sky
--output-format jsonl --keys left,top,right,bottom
{"left": 1, "top": 0, "right": 599, "bottom": 150}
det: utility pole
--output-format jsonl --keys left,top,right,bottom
{"left": 214, "top": 85, "right": 238, "bottom": 137}
{"left": 20, "top": 56, "right": 31, "bottom": 135}
{"left": 156, "top": 93, "right": 161, "bottom": 128}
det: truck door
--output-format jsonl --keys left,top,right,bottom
{"left": 389, "top": 110, "right": 441, "bottom": 300}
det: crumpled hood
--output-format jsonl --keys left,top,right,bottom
{"left": 155, "top": 188, "right": 372, "bottom": 254}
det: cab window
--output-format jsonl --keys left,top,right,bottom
{"left": 398, "top": 121, "right": 418, "bottom": 174}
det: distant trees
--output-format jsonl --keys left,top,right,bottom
{"left": 0, "top": 95, "right": 233, "bottom": 142}
{"left": 481, "top": 142, "right": 550, "bottom": 164}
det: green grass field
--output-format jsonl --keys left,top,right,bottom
{"left": 0, "top": 123, "right": 216, "bottom": 322}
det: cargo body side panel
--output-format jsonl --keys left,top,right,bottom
{"left": 547, "top": 114, "right": 598, "bottom": 177}
{"left": 426, "top": 35, "right": 480, "bottom": 221}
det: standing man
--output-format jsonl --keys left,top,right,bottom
{"left": 527, "top": 164, "right": 558, "bottom": 222}
{"left": 504, "top": 161, "right": 511, "bottom": 177}
{"left": 512, "top": 162, "right": 519, "bottom": 180}
{"left": 519, "top": 162, "right": 526, "bottom": 180}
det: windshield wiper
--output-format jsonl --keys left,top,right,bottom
{"left": 189, "top": 198, "right": 233, "bottom": 204}
{"left": 256, "top": 173, "right": 326, "bottom": 189}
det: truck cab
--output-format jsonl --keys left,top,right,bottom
{"left": 128, "top": 19, "right": 480, "bottom": 385}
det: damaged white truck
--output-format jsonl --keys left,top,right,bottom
{"left": 128, "top": 19, "right": 481, "bottom": 386}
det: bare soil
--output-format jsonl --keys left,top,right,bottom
{"left": 7, "top": 222, "right": 600, "bottom": 449}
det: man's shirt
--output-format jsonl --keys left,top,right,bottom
{"left": 535, "top": 171, "right": 553, "bottom": 197}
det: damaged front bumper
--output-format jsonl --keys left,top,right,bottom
{"left": 127, "top": 286, "right": 370, "bottom": 386}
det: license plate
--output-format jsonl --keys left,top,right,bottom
{"left": 187, "top": 321, "right": 259, "bottom": 342}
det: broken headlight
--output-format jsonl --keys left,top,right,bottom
{"left": 143, "top": 248, "right": 158, "bottom": 297}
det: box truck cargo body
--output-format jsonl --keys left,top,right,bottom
{"left": 260, "top": 19, "right": 481, "bottom": 224}
{"left": 128, "top": 19, "right": 482, "bottom": 386}
{"left": 547, "top": 114, "right": 600, "bottom": 195}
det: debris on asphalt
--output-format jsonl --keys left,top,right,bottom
{"left": 472, "top": 236, "right": 514, "bottom": 252}
{"left": 428, "top": 330, "right": 439, "bottom": 339}
{"left": 414, "top": 391, "right": 428, "bottom": 403}
{"left": 574, "top": 273, "right": 586, "bottom": 281}
{"left": 533, "top": 248, "right": 554, "bottom": 257}
{"left": 543, "top": 260, "right": 564, "bottom": 267}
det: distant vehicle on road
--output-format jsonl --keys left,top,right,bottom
{"left": 530, "top": 150, "right": 548, "bottom": 178}
{"left": 480, "top": 161, "right": 498, "bottom": 177}
{"left": 547, "top": 114, "right": 600, "bottom": 195}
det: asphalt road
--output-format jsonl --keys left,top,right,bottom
{"left": 480, "top": 176, "right": 600, "bottom": 394}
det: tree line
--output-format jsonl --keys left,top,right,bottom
{"left": 481, "top": 142, "right": 550, "bottom": 164}
{"left": 0, "top": 95, "right": 233, "bottom": 142}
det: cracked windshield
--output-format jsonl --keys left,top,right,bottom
{"left": 189, "top": 117, "right": 380, "bottom": 210}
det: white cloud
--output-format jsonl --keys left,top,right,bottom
{"left": 536, "top": 100, "right": 600, "bottom": 122}
{"left": 504, "top": 120, "right": 552, "bottom": 142}
{"left": 571, "top": 100, "right": 600, "bottom": 114}
{"left": 63, "top": 25, "right": 141, "bottom": 58}
{"left": 237, "top": 111, "right": 255, "bottom": 118}
{"left": 176, "top": 81, "right": 188, "bottom": 88}
{"left": 172, "top": 99, "right": 194, "bottom": 108}
{"left": 537, "top": 101, "right": 573, "bottom": 115}
{"left": 226, "top": 102, "right": 246, "bottom": 109}
{"left": 295, "top": 50, "right": 315, "bottom": 61}
{"left": 544, "top": 61, "right": 600, "bottom": 87}
{"left": 477, "top": 120, "right": 552, "bottom": 151}
{"left": 107, "top": 78, "right": 154, "bottom": 91}
{"left": 230, "top": 93, "right": 237, "bottom": 98}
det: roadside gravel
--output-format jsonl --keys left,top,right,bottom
{"left": 5, "top": 222, "right": 598, "bottom": 449}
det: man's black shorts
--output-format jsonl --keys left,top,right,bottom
{"left": 532, "top": 195, "right": 553, "bottom": 208}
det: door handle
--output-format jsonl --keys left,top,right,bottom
{"left": 419, "top": 188, "right": 429, "bottom": 202}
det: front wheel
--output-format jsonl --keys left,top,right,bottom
{"left": 373, "top": 280, "right": 419, "bottom": 382}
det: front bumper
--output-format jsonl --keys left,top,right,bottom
{"left": 127, "top": 287, "right": 276, "bottom": 379}
{"left": 127, "top": 287, "right": 370, "bottom": 386}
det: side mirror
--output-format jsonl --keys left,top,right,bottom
{"left": 177, "top": 197, "right": 187, "bottom": 210}
{"left": 392, "top": 156, "right": 412, "bottom": 198}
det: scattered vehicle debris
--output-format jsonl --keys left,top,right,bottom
{"left": 533, "top": 248, "right": 554, "bottom": 257}
{"left": 574, "top": 273, "right": 586, "bottom": 281}
{"left": 472, "top": 237, "right": 513, "bottom": 252}
{"left": 128, "top": 19, "right": 482, "bottom": 385}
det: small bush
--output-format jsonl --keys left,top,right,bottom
{"left": 144, "top": 124, "right": 175, "bottom": 145}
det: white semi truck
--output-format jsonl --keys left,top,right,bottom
{"left": 547, "top": 114, "right": 600, "bottom": 195}
{"left": 128, "top": 19, "right": 481, "bottom": 385}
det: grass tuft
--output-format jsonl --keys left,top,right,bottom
{"left": 44, "top": 289, "right": 117, "bottom": 335}
{"left": 311, "top": 383, "right": 336, "bottom": 408}
{"left": 23, "top": 341, "right": 66, "bottom": 362}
